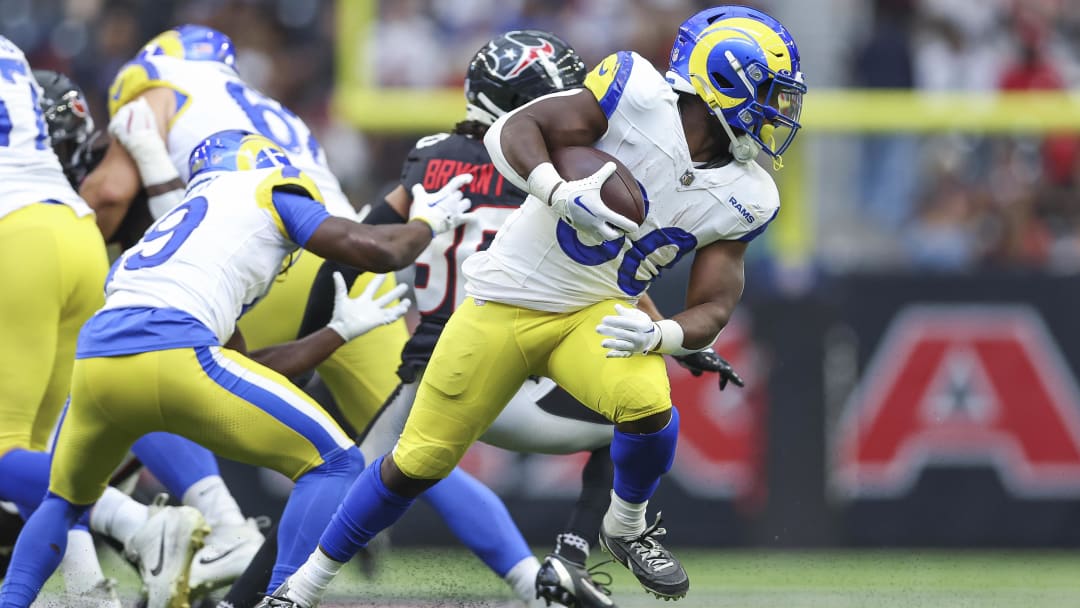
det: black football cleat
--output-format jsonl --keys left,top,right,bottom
{"left": 598, "top": 513, "right": 689, "bottom": 600}
{"left": 536, "top": 553, "right": 616, "bottom": 608}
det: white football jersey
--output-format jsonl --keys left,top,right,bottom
{"left": 98, "top": 166, "right": 327, "bottom": 346}
{"left": 108, "top": 54, "right": 356, "bottom": 218}
{"left": 464, "top": 51, "right": 781, "bottom": 313}
{"left": 0, "top": 36, "right": 91, "bottom": 220}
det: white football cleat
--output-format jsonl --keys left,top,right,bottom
{"left": 189, "top": 517, "right": 265, "bottom": 596}
{"left": 126, "top": 494, "right": 209, "bottom": 608}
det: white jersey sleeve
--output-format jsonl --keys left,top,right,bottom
{"left": 0, "top": 36, "right": 91, "bottom": 220}
{"left": 107, "top": 55, "right": 358, "bottom": 219}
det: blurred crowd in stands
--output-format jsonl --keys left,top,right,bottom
{"left": 6, "top": 0, "right": 1080, "bottom": 275}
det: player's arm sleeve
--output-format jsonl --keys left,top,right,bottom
{"left": 363, "top": 201, "right": 407, "bottom": 226}
{"left": 107, "top": 58, "right": 188, "bottom": 118}
{"left": 717, "top": 179, "right": 781, "bottom": 243}
{"left": 271, "top": 190, "right": 331, "bottom": 246}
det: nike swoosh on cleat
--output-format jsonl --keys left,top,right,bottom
{"left": 598, "top": 65, "right": 610, "bottom": 76}
{"left": 148, "top": 528, "right": 166, "bottom": 576}
{"left": 197, "top": 544, "right": 241, "bottom": 565}
{"left": 572, "top": 196, "right": 597, "bottom": 217}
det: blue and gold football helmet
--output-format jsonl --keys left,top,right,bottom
{"left": 189, "top": 130, "right": 290, "bottom": 178}
{"left": 139, "top": 24, "right": 237, "bottom": 70}
{"left": 668, "top": 6, "right": 806, "bottom": 162}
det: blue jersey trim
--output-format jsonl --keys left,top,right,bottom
{"left": 738, "top": 207, "right": 780, "bottom": 242}
{"left": 194, "top": 346, "right": 342, "bottom": 457}
{"left": 597, "top": 51, "right": 635, "bottom": 118}
{"left": 272, "top": 190, "right": 330, "bottom": 246}
{"left": 76, "top": 307, "right": 218, "bottom": 358}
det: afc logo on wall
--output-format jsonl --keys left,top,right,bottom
{"left": 832, "top": 305, "right": 1080, "bottom": 499}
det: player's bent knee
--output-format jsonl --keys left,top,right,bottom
{"left": 391, "top": 441, "right": 459, "bottom": 482}
{"left": 603, "top": 374, "right": 671, "bottom": 423}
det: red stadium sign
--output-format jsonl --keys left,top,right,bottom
{"left": 832, "top": 305, "right": 1080, "bottom": 499}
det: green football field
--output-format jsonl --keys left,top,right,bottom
{"left": 47, "top": 546, "right": 1080, "bottom": 607}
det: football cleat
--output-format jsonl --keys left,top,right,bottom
{"left": 598, "top": 513, "right": 688, "bottom": 600}
{"left": 253, "top": 582, "right": 303, "bottom": 608}
{"left": 126, "top": 494, "right": 210, "bottom": 608}
{"left": 189, "top": 517, "right": 266, "bottom": 596}
{"left": 536, "top": 553, "right": 616, "bottom": 608}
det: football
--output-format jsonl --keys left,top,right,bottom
{"left": 550, "top": 146, "right": 647, "bottom": 226}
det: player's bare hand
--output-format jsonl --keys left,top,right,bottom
{"left": 673, "top": 347, "right": 745, "bottom": 390}
{"left": 409, "top": 173, "right": 474, "bottom": 235}
{"left": 326, "top": 272, "right": 410, "bottom": 341}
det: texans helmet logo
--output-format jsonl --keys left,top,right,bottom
{"left": 493, "top": 36, "right": 556, "bottom": 80}
{"left": 69, "top": 94, "right": 89, "bottom": 118}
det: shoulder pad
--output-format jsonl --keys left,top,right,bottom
{"left": 585, "top": 52, "right": 635, "bottom": 119}
{"left": 413, "top": 132, "right": 451, "bottom": 151}
{"left": 253, "top": 166, "right": 325, "bottom": 239}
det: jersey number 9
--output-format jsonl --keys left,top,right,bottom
{"left": 124, "top": 196, "right": 209, "bottom": 270}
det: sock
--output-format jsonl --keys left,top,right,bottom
{"left": 604, "top": 406, "right": 680, "bottom": 538}
{"left": 610, "top": 406, "right": 679, "bottom": 503}
{"left": 0, "top": 494, "right": 86, "bottom": 607}
{"left": 59, "top": 528, "right": 105, "bottom": 594}
{"left": 557, "top": 447, "right": 613, "bottom": 563}
{"left": 316, "top": 454, "right": 414, "bottom": 565}
{"left": 602, "top": 491, "right": 648, "bottom": 538}
{"left": 132, "top": 433, "right": 222, "bottom": 500}
{"left": 182, "top": 475, "right": 245, "bottom": 530}
{"left": 422, "top": 467, "right": 531, "bottom": 577}
{"left": 221, "top": 521, "right": 279, "bottom": 608}
{"left": 89, "top": 486, "right": 148, "bottom": 547}
{"left": 503, "top": 556, "right": 541, "bottom": 603}
{"left": 270, "top": 446, "right": 364, "bottom": 590}
{"left": 554, "top": 532, "right": 591, "bottom": 565}
{"left": 0, "top": 449, "right": 50, "bottom": 513}
{"left": 283, "top": 548, "right": 344, "bottom": 606}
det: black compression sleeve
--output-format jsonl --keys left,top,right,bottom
{"left": 561, "top": 447, "right": 613, "bottom": 553}
{"left": 363, "top": 201, "right": 408, "bottom": 226}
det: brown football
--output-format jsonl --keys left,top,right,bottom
{"left": 550, "top": 146, "right": 646, "bottom": 226}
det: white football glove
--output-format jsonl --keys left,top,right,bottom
{"left": 110, "top": 97, "right": 183, "bottom": 218}
{"left": 109, "top": 98, "right": 177, "bottom": 186}
{"left": 409, "top": 173, "right": 474, "bottom": 235}
{"left": 528, "top": 161, "right": 638, "bottom": 243}
{"left": 596, "top": 304, "right": 661, "bottom": 358}
{"left": 326, "top": 273, "right": 410, "bottom": 342}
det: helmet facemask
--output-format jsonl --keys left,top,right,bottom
{"left": 668, "top": 7, "right": 806, "bottom": 168}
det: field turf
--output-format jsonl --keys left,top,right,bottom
{"left": 31, "top": 547, "right": 1080, "bottom": 607}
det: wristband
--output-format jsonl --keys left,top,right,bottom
{"left": 408, "top": 216, "right": 437, "bottom": 237}
{"left": 651, "top": 319, "right": 702, "bottom": 356}
{"left": 526, "top": 162, "right": 564, "bottom": 206}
